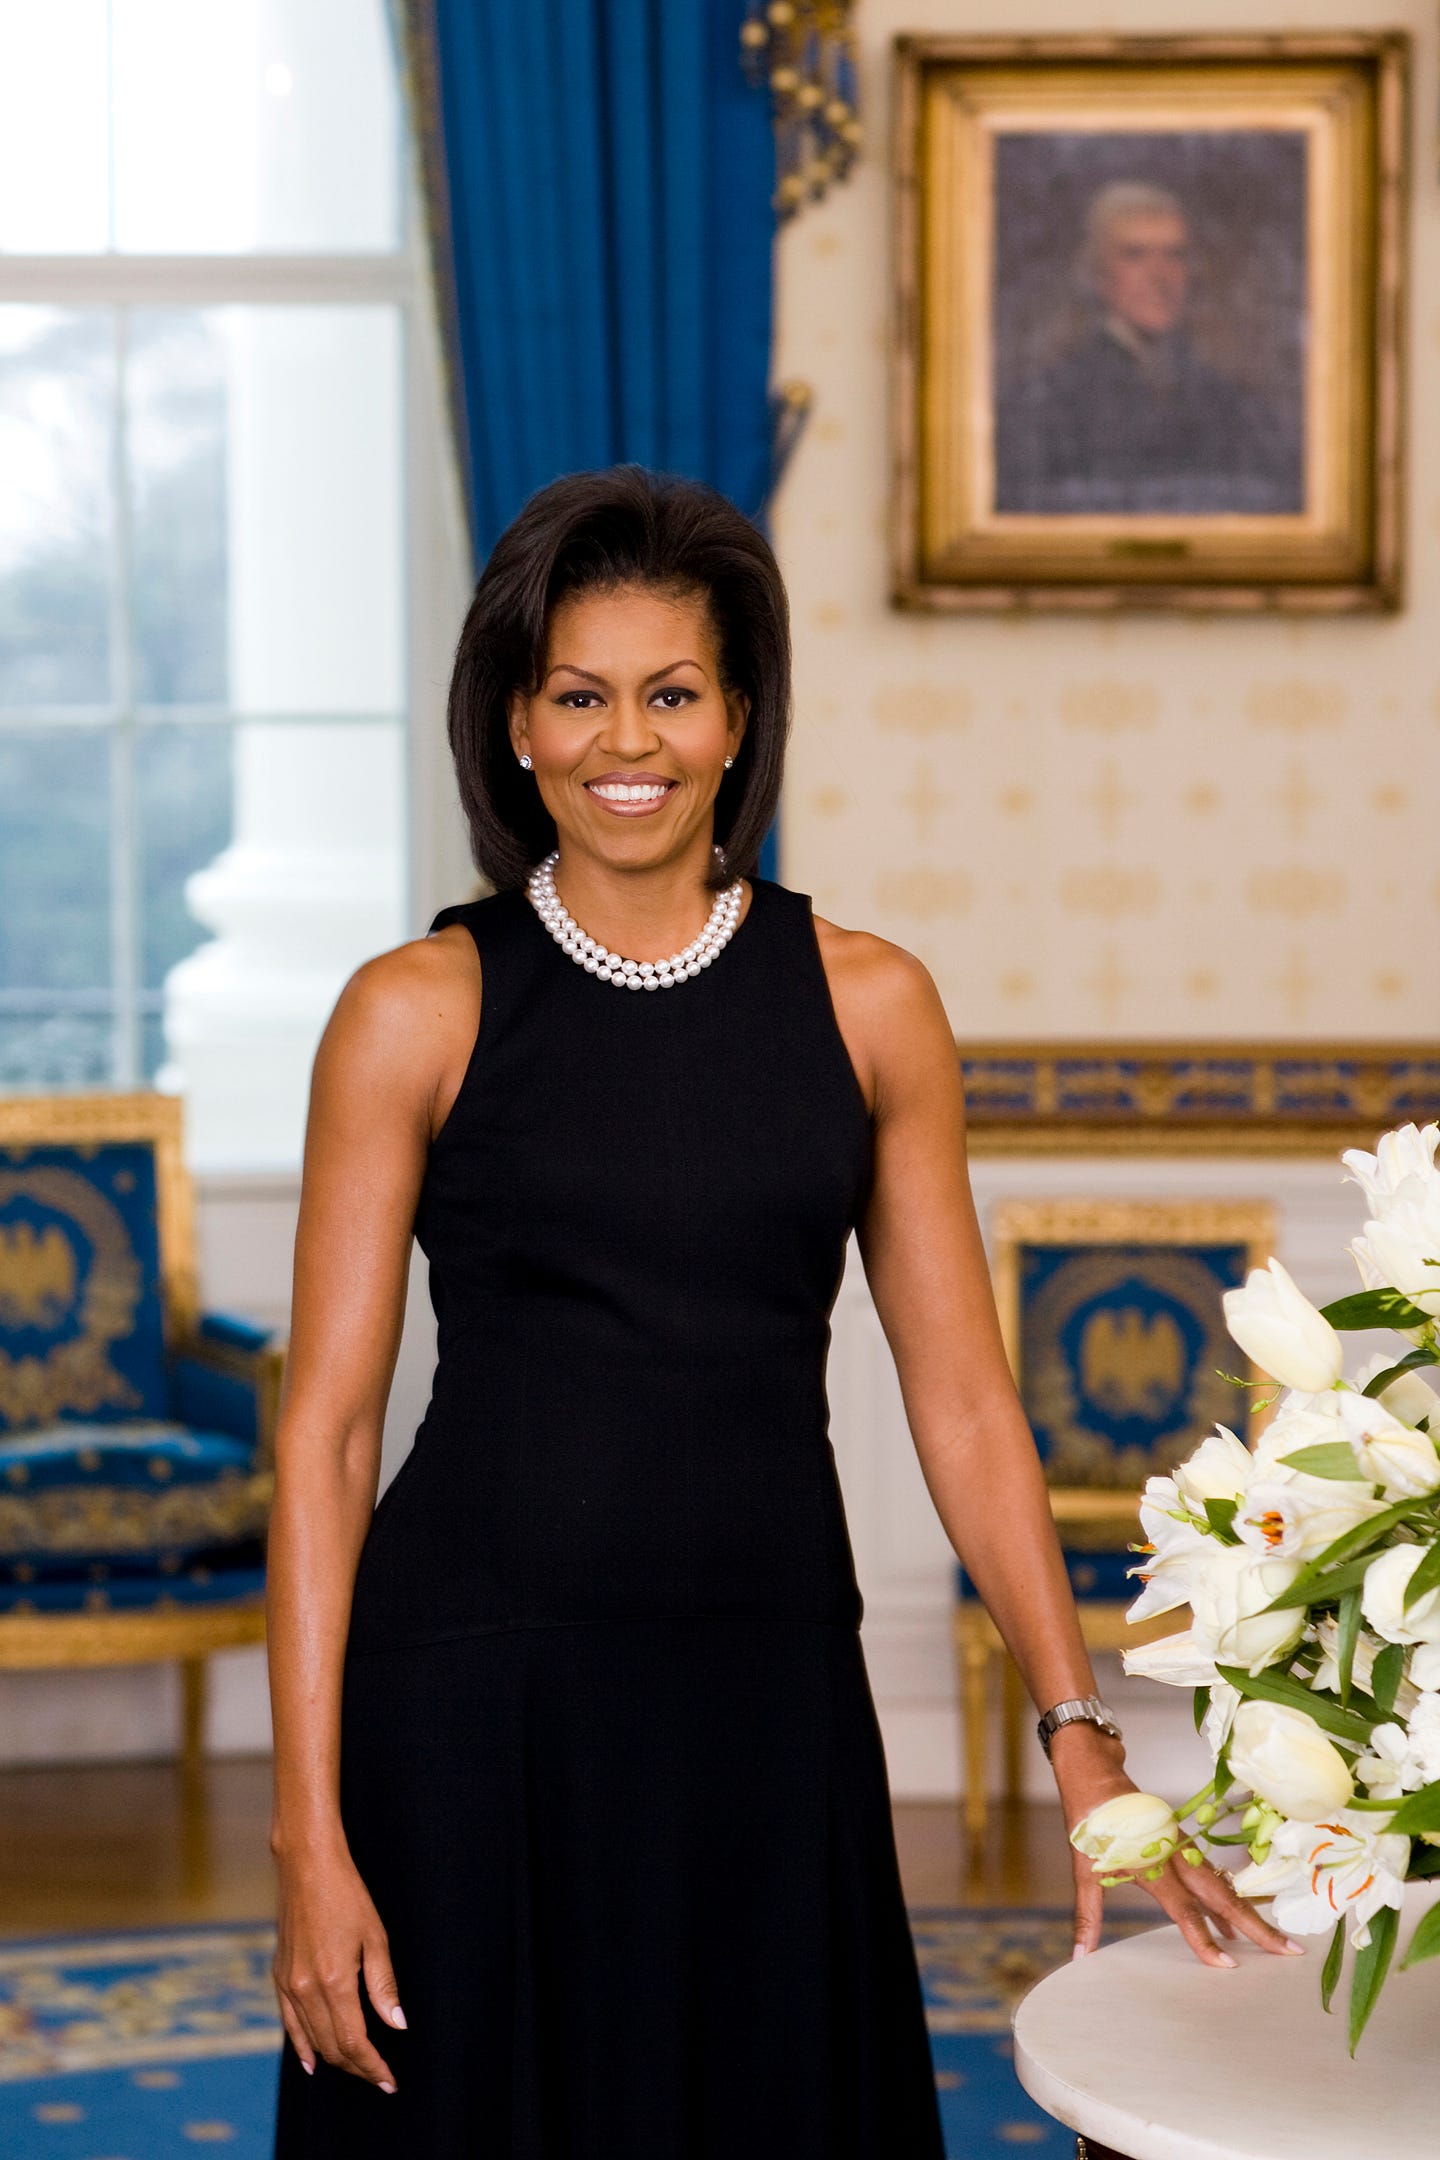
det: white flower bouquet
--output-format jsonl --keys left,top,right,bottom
{"left": 1074, "top": 1122, "right": 1440, "bottom": 2052}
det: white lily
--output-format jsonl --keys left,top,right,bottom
{"left": 1354, "top": 1697, "right": 1440, "bottom": 1798}
{"left": 1173, "top": 1426, "right": 1254, "bottom": 1513}
{"left": 1122, "top": 1629, "right": 1220, "bottom": 1688}
{"left": 1234, "top": 1473, "right": 1388, "bottom": 1563}
{"left": 1233, "top": 1811, "right": 1410, "bottom": 1946}
{"left": 1202, "top": 1678, "right": 1241, "bottom": 1760}
{"left": 1126, "top": 1473, "right": 1210, "bottom": 1623}
{"left": 1361, "top": 1544, "right": 1440, "bottom": 1648}
{"left": 1222, "top": 1259, "right": 1344, "bottom": 1393}
{"left": 1189, "top": 1545, "right": 1305, "bottom": 1677}
{"left": 1307, "top": 1613, "right": 1416, "bottom": 1717}
{"left": 1353, "top": 1350, "right": 1440, "bottom": 1432}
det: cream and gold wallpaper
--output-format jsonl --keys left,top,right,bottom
{"left": 773, "top": 0, "right": 1440, "bottom": 1041}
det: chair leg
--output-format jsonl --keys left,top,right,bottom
{"left": 961, "top": 1630, "right": 991, "bottom": 1841}
{"left": 180, "top": 1656, "right": 208, "bottom": 1770}
{"left": 1002, "top": 1652, "right": 1027, "bottom": 1805}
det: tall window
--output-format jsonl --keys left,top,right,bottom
{"left": 0, "top": 0, "right": 418, "bottom": 1169}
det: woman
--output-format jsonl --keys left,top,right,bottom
{"left": 267, "top": 466, "right": 1292, "bottom": 2158}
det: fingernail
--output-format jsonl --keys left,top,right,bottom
{"left": 1285, "top": 1938, "right": 1307, "bottom": 1955}
{"left": 1071, "top": 1943, "right": 1088, "bottom": 1961}
{"left": 302, "top": 2061, "right": 314, "bottom": 2077}
{"left": 380, "top": 2081, "right": 396, "bottom": 2094}
{"left": 390, "top": 2006, "right": 407, "bottom": 2029}
{"left": 1217, "top": 1952, "right": 1237, "bottom": 1968}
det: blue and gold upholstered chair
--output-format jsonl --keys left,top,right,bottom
{"left": 0, "top": 1092, "right": 284, "bottom": 1770}
{"left": 954, "top": 1198, "right": 1275, "bottom": 1837}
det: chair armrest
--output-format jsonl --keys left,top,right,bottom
{"left": 167, "top": 1312, "right": 288, "bottom": 1472}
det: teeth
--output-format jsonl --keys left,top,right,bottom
{"left": 589, "top": 782, "right": 670, "bottom": 803}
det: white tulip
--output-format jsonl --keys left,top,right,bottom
{"left": 1249, "top": 1393, "right": 1343, "bottom": 1472}
{"left": 1235, "top": 1474, "right": 1388, "bottom": 1563}
{"left": 1173, "top": 1426, "right": 1254, "bottom": 1513}
{"left": 1070, "top": 1791, "right": 1181, "bottom": 1877}
{"left": 1333, "top": 1388, "right": 1440, "bottom": 1498}
{"left": 1227, "top": 1700, "right": 1355, "bottom": 1821}
{"left": 1222, "top": 1259, "right": 1343, "bottom": 1392}
{"left": 1122, "top": 1628, "right": 1220, "bottom": 1688}
{"left": 1189, "top": 1545, "right": 1306, "bottom": 1677}
{"left": 1412, "top": 1641, "right": 1440, "bottom": 1690}
{"left": 1361, "top": 1543, "right": 1440, "bottom": 1647}
{"left": 1234, "top": 1810, "right": 1410, "bottom": 1946}
{"left": 1350, "top": 1191, "right": 1440, "bottom": 1321}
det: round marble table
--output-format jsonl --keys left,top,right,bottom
{"left": 1013, "top": 1890, "right": 1439, "bottom": 2160}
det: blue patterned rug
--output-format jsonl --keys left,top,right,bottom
{"left": 0, "top": 1911, "right": 1143, "bottom": 2154}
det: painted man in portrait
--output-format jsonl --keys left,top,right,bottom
{"left": 993, "top": 180, "right": 1304, "bottom": 516}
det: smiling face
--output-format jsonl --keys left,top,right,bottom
{"left": 507, "top": 582, "right": 748, "bottom": 873}
{"left": 1098, "top": 208, "right": 1190, "bottom": 337}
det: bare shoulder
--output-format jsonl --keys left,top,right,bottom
{"left": 812, "top": 912, "right": 948, "bottom": 1030}
{"left": 811, "top": 912, "right": 957, "bottom": 1118}
{"left": 312, "top": 924, "right": 481, "bottom": 1137}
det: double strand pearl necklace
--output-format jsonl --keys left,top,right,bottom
{"left": 526, "top": 847, "right": 743, "bottom": 990}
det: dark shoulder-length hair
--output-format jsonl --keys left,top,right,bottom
{"left": 447, "top": 465, "right": 791, "bottom": 893}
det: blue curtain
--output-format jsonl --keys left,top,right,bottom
{"left": 400, "top": 0, "right": 775, "bottom": 561}
{"left": 393, "top": 0, "right": 781, "bottom": 871}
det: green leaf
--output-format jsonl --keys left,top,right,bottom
{"left": 1349, "top": 1903, "right": 1398, "bottom": 2055}
{"left": 1322, "top": 1290, "right": 1433, "bottom": 1332}
{"left": 1215, "top": 1663, "right": 1376, "bottom": 1747}
{"left": 1321, "top": 1916, "right": 1346, "bottom": 2012}
{"left": 1203, "top": 1496, "right": 1240, "bottom": 1542}
{"left": 1193, "top": 1685, "right": 1209, "bottom": 1735}
{"left": 1337, "top": 1586, "right": 1361, "bottom": 1708}
{"left": 1363, "top": 1347, "right": 1440, "bottom": 1399}
{"left": 1406, "top": 1843, "right": 1440, "bottom": 1878}
{"left": 1385, "top": 1780, "right": 1440, "bottom": 1837}
{"left": 1403, "top": 1539, "right": 1440, "bottom": 1612}
{"left": 1275, "top": 1442, "right": 1368, "bottom": 1481}
{"left": 1263, "top": 1553, "right": 1382, "bottom": 1612}
{"left": 1398, "top": 1901, "right": 1440, "bottom": 1971}
{"left": 1261, "top": 1496, "right": 1427, "bottom": 1610}
{"left": 1372, "top": 1641, "right": 1406, "bottom": 1716}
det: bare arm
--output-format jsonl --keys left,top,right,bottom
{"left": 818, "top": 919, "right": 1294, "bottom": 1967}
{"left": 266, "top": 925, "right": 479, "bottom": 2085}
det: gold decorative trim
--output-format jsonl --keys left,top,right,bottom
{"left": 0, "top": 1469, "right": 273, "bottom": 1558}
{"left": 0, "top": 1093, "right": 197, "bottom": 1344}
{"left": 741, "top": 3, "right": 862, "bottom": 216}
{"left": 0, "top": 1598, "right": 265, "bottom": 1669}
{"left": 959, "top": 1041, "right": 1440, "bottom": 1155}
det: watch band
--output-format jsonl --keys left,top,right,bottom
{"left": 1036, "top": 1694, "right": 1123, "bottom": 1758}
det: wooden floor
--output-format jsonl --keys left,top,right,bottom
{"left": 0, "top": 1754, "right": 1149, "bottom": 1937}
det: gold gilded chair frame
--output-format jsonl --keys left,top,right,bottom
{"left": 956, "top": 1197, "right": 1275, "bottom": 1836}
{"left": 0, "top": 1092, "right": 283, "bottom": 1768}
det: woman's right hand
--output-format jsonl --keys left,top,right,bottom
{"left": 272, "top": 1841, "right": 406, "bottom": 2090}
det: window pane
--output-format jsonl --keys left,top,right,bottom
{"left": 0, "top": 309, "right": 114, "bottom": 707}
{"left": 113, "top": 0, "right": 401, "bottom": 254}
{"left": 0, "top": 4, "right": 110, "bottom": 254}
{"left": 0, "top": 1010, "right": 114, "bottom": 1089}
{"left": 221, "top": 306, "right": 404, "bottom": 714}
{"left": 0, "top": 729, "right": 111, "bottom": 989}
{"left": 129, "top": 312, "right": 229, "bottom": 705}
{"left": 136, "top": 722, "right": 234, "bottom": 988}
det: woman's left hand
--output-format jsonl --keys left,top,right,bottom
{"left": 1048, "top": 1722, "right": 1303, "bottom": 1969}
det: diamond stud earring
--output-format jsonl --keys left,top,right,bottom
{"left": 723, "top": 755, "right": 734, "bottom": 769}
{"left": 519, "top": 754, "right": 533, "bottom": 769}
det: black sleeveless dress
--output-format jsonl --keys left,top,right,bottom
{"left": 273, "top": 874, "right": 946, "bottom": 2159}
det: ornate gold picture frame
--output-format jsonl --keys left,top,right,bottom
{"left": 892, "top": 33, "right": 1408, "bottom": 612}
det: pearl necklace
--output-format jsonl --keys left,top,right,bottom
{"left": 526, "top": 848, "right": 744, "bottom": 989}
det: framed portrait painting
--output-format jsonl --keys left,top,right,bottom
{"left": 891, "top": 34, "right": 1408, "bottom": 612}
